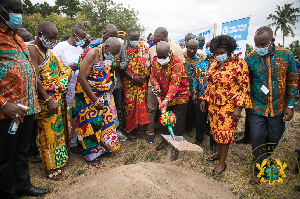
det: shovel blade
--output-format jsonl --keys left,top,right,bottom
{"left": 161, "top": 134, "right": 184, "bottom": 142}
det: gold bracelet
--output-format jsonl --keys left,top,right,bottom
{"left": 45, "top": 96, "right": 51, "bottom": 102}
{"left": 0, "top": 100, "right": 8, "bottom": 109}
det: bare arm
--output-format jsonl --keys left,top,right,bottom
{"left": 78, "top": 48, "right": 99, "bottom": 103}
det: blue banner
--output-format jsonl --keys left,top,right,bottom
{"left": 221, "top": 17, "right": 250, "bottom": 58}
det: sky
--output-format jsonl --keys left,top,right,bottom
{"left": 29, "top": 0, "right": 300, "bottom": 47}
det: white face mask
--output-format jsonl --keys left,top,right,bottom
{"left": 157, "top": 57, "right": 170, "bottom": 65}
{"left": 118, "top": 38, "right": 124, "bottom": 45}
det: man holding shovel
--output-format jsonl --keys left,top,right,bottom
{"left": 151, "top": 41, "right": 189, "bottom": 161}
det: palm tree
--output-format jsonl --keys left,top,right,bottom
{"left": 267, "top": 3, "right": 299, "bottom": 47}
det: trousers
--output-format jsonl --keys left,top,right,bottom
{"left": 0, "top": 115, "right": 34, "bottom": 199}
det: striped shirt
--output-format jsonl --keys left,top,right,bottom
{"left": 0, "top": 23, "right": 40, "bottom": 119}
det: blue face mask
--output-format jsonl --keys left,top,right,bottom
{"left": 104, "top": 53, "right": 114, "bottom": 60}
{"left": 130, "top": 41, "right": 139, "bottom": 47}
{"left": 216, "top": 54, "right": 228, "bottom": 63}
{"left": 76, "top": 37, "right": 85, "bottom": 47}
{"left": 205, "top": 48, "right": 214, "bottom": 57}
{"left": 0, "top": 5, "right": 22, "bottom": 30}
{"left": 149, "top": 42, "right": 155, "bottom": 48}
{"left": 198, "top": 41, "right": 205, "bottom": 49}
{"left": 254, "top": 42, "right": 271, "bottom": 56}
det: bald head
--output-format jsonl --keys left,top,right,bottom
{"left": 18, "top": 28, "right": 33, "bottom": 42}
{"left": 196, "top": 35, "right": 205, "bottom": 42}
{"left": 37, "top": 21, "right": 57, "bottom": 35}
{"left": 185, "top": 33, "right": 194, "bottom": 45}
{"left": 103, "top": 37, "right": 121, "bottom": 56}
{"left": 105, "top": 24, "right": 119, "bottom": 39}
{"left": 154, "top": 27, "right": 168, "bottom": 44}
{"left": 187, "top": 39, "right": 198, "bottom": 48}
{"left": 156, "top": 41, "right": 170, "bottom": 57}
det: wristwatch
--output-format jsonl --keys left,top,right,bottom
{"left": 287, "top": 106, "right": 295, "bottom": 110}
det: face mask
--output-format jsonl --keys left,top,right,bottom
{"left": 130, "top": 41, "right": 139, "bottom": 47}
{"left": 216, "top": 54, "right": 228, "bottom": 63}
{"left": 254, "top": 42, "right": 271, "bottom": 56}
{"left": 0, "top": 5, "right": 22, "bottom": 30}
{"left": 157, "top": 57, "right": 170, "bottom": 65}
{"left": 75, "top": 37, "right": 85, "bottom": 47}
{"left": 205, "top": 48, "right": 214, "bottom": 57}
{"left": 104, "top": 53, "right": 114, "bottom": 60}
{"left": 153, "top": 37, "right": 160, "bottom": 45}
{"left": 149, "top": 42, "right": 155, "bottom": 48}
{"left": 198, "top": 41, "right": 205, "bottom": 49}
{"left": 118, "top": 38, "right": 124, "bottom": 45}
{"left": 187, "top": 50, "right": 196, "bottom": 58}
{"left": 40, "top": 35, "right": 55, "bottom": 49}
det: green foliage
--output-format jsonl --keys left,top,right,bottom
{"left": 81, "top": 0, "right": 145, "bottom": 39}
{"left": 246, "top": 43, "right": 253, "bottom": 56}
{"left": 267, "top": 3, "right": 300, "bottom": 47}
{"left": 287, "top": 40, "right": 300, "bottom": 57}
{"left": 22, "top": 12, "right": 86, "bottom": 41}
{"left": 55, "top": 0, "right": 82, "bottom": 18}
{"left": 22, "top": 0, "right": 145, "bottom": 42}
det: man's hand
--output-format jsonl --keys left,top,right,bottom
{"left": 47, "top": 99, "right": 58, "bottom": 114}
{"left": 153, "top": 85, "right": 161, "bottom": 96}
{"left": 192, "top": 94, "right": 197, "bottom": 105}
{"left": 233, "top": 106, "right": 243, "bottom": 121}
{"left": 133, "top": 76, "right": 143, "bottom": 85}
{"left": 200, "top": 100, "right": 206, "bottom": 112}
{"left": 94, "top": 101, "right": 104, "bottom": 110}
{"left": 69, "top": 63, "right": 78, "bottom": 71}
{"left": 1, "top": 102, "right": 27, "bottom": 123}
{"left": 283, "top": 107, "right": 294, "bottom": 121}
{"left": 114, "top": 56, "right": 120, "bottom": 68}
{"left": 160, "top": 100, "right": 168, "bottom": 110}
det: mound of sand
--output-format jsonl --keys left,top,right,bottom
{"left": 57, "top": 162, "right": 238, "bottom": 199}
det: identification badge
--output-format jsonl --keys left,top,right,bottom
{"left": 261, "top": 85, "right": 269, "bottom": 95}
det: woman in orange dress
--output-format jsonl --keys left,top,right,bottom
{"left": 200, "top": 35, "right": 252, "bottom": 175}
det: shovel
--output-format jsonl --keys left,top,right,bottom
{"left": 152, "top": 89, "right": 203, "bottom": 153}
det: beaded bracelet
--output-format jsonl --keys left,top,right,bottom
{"left": 45, "top": 96, "right": 51, "bottom": 102}
{"left": 0, "top": 100, "right": 8, "bottom": 109}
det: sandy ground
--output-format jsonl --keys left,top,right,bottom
{"left": 25, "top": 108, "right": 300, "bottom": 199}
{"left": 57, "top": 162, "right": 238, "bottom": 199}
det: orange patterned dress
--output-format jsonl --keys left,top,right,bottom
{"left": 201, "top": 54, "right": 252, "bottom": 144}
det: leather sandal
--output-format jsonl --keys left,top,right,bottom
{"left": 210, "top": 164, "right": 227, "bottom": 175}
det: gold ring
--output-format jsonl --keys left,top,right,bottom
{"left": 16, "top": 113, "right": 19, "bottom": 118}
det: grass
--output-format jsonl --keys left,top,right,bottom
{"left": 124, "top": 153, "right": 136, "bottom": 165}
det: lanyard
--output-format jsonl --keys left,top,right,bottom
{"left": 260, "top": 52, "right": 276, "bottom": 72}
{"left": 260, "top": 52, "right": 276, "bottom": 84}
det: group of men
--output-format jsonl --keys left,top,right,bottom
{"left": 0, "top": 0, "right": 298, "bottom": 198}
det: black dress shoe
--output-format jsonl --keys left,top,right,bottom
{"left": 249, "top": 176, "right": 261, "bottom": 185}
{"left": 186, "top": 130, "right": 194, "bottom": 137}
{"left": 155, "top": 142, "right": 166, "bottom": 151}
{"left": 194, "top": 140, "right": 203, "bottom": 146}
{"left": 236, "top": 137, "right": 251, "bottom": 144}
{"left": 170, "top": 147, "right": 179, "bottom": 161}
{"left": 29, "top": 155, "right": 42, "bottom": 163}
{"left": 19, "top": 186, "right": 50, "bottom": 197}
{"left": 70, "top": 145, "right": 83, "bottom": 154}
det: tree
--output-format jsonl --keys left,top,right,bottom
{"left": 81, "top": 0, "right": 145, "bottom": 39}
{"left": 287, "top": 40, "right": 300, "bottom": 57}
{"left": 246, "top": 43, "right": 253, "bottom": 56}
{"left": 55, "top": 0, "right": 82, "bottom": 19}
{"left": 22, "top": 12, "right": 86, "bottom": 41}
{"left": 23, "top": 0, "right": 36, "bottom": 15}
{"left": 35, "top": 2, "right": 56, "bottom": 18}
{"left": 267, "top": 3, "right": 300, "bottom": 47}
